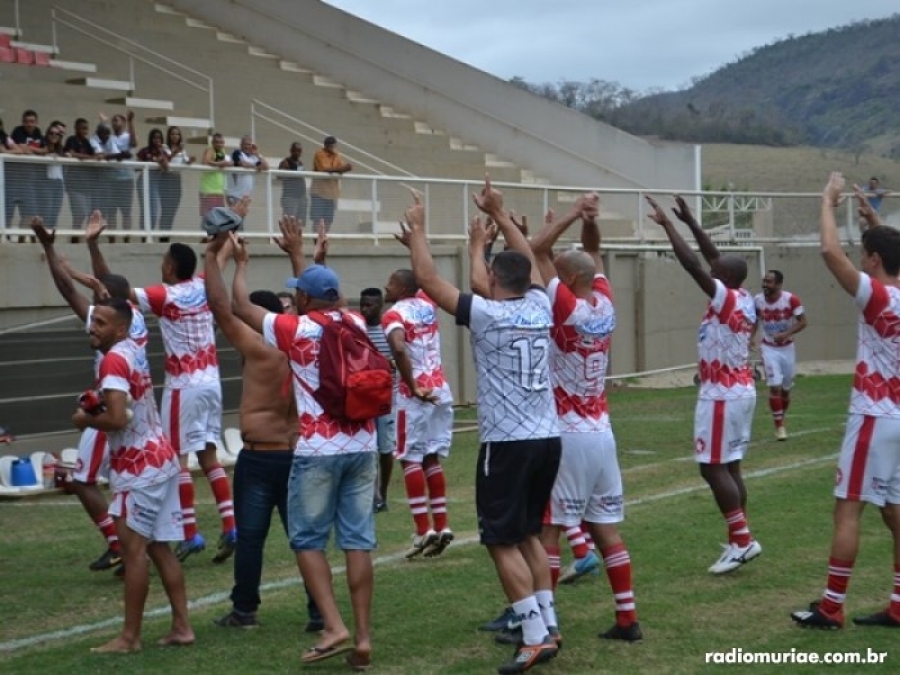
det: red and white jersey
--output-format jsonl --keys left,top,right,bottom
{"left": 547, "top": 275, "right": 616, "bottom": 433}
{"left": 698, "top": 280, "right": 756, "bottom": 401}
{"left": 98, "top": 339, "right": 179, "bottom": 491}
{"left": 88, "top": 303, "right": 149, "bottom": 382}
{"left": 381, "top": 291, "right": 446, "bottom": 399}
{"left": 263, "top": 311, "right": 376, "bottom": 456}
{"left": 850, "top": 273, "right": 900, "bottom": 418}
{"left": 754, "top": 290, "right": 804, "bottom": 346}
{"left": 135, "top": 277, "right": 219, "bottom": 389}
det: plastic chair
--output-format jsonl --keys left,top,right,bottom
{"left": 0, "top": 455, "right": 14, "bottom": 486}
{"left": 60, "top": 448, "right": 78, "bottom": 468}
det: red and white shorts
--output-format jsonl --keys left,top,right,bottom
{"left": 162, "top": 385, "right": 222, "bottom": 455}
{"left": 109, "top": 476, "right": 183, "bottom": 542}
{"left": 545, "top": 430, "right": 624, "bottom": 526}
{"left": 693, "top": 397, "right": 756, "bottom": 464}
{"left": 394, "top": 386, "right": 453, "bottom": 463}
{"left": 834, "top": 414, "right": 900, "bottom": 506}
{"left": 761, "top": 343, "right": 796, "bottom": 390}
{"left": 73, "top": 428, "right": 109, "bottom": 484}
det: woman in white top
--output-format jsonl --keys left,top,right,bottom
{"left": 39, "top": 124, "right": 66, "bottom": 229}
{"left": 160, "top": 126, "right": 195, "bottom": 237}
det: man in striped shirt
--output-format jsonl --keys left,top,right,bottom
{"left": 359, "top": 287, "right": 396, "bottom": 513}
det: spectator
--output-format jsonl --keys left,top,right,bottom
{"left": 200, "top": 133, "right": 229, "bottom": 219}
{"left": 106, "top": 112, "right": 138, "bottom": 236}
{"left": 863, "top": 177, "right": 889, "bottom": 213}
{"left": 276, "top": 291, "right": 297, "bottom": 315}
{"left": 228, "top": 135, "right": 268, "bottom": 205}
{"left": 63, "top": 118, "right": 99, "bottom": 232}
{"left": 278, "top": 142, "right": 308, "bottom": 225}
{"left": 39, "top": 123, "right": 66, "bottom": 230}
{"left": 310, "top": 136, "right": 352, "bottom": 231}
{"left": 0, "top": 118, "right": 19, "bottom": 152}
{"left": 160, "top": 126, "right": 194, "bottom": 237}
{"left": 136, "top": 128, "right": 170, "bottom": 232}
{"left": 5, "top": 109, "right": 43, "bottom": 229}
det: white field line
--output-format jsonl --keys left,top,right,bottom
{"left": 0, "top": 446, "right": 840, "bottom": 654}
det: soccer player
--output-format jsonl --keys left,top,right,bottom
{"left": 87, "top": 216, "right": 236, "bottom": 563}
{"left": 751, "top": 270, "right": 807, "bottom": 440}
{"left": 647, "top": 195, "right": 761, "bottom": 576}
{"left": 32, "top": 214, "right": 148, "bottom": 573}
{"left": 382, "top": 270, "right": 455, "bottom": 557}
{"left": 401, "top": 180, "right": 560, "bottom": 674}
{"left": 359, "top": 287, "right": 397, "bottom": 513}
{"left": 791, "top": 174, "right": 900, "bottom": 629}
{"left": 526, "top": 193, "right": 642, "bottom": 641}
{"left": 75, "top": 297, "right": 192, "bottom": 652}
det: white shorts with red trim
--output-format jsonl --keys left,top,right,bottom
{"left": 546, "top": 430, "right": 624, "bottom": 527}
{"left": 73, "top": 428, "right": 109, "bottom": 484}
{"left": 760, "top": 343, "right": 796, "bottom": 389}
{"left": 109, "top": 476, "right": 183, "bottom": 542}
{"left": 834, "top": 414, "right": 900, "bottom": 506}
{"left": 162, "top": 385, "right": 222, "bottom": 455}
{"left": 393, "top": 387, "right": 453, "bottom": 463}
{"left": 693, "top": 397, "right": 756, "bottom": 464}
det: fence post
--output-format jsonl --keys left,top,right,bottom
{"left": 636, "top": 191, "right": 645, "bottom": 242}
{"left": 0, "top": 158, "right": 6, "bottom": 240}
{"left": 728, "top": 183, "right": 736, "bottom": 241}
{"left": 141, "top": 166, "right": 152, "bottom": 242}
{"left": 371, "top": 178, "right": 379, "bottom": 245}
{"left": 265, "top": 171, "right": 274, "bottom": 237}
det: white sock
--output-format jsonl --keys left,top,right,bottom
{"left": 535, "top": 589, "right": 558, "bottom": 630}
{"left": 512, "top": 596, "right": 547, "bottom": 646}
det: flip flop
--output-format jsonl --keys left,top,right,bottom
{"left": 346, "top": 651, "right": 371, "bottom": 672}
{"left": 301, "top": 642, "right": 353, "bottom": 664}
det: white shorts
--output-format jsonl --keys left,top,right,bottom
{"left": 834, "top": 414, "right": 900, "bottom": 506}
{"left": 760, "top": 343, "right": 796, "bottom": 390}
{"left": 109, "top": 476, "right": 184, "bottom": 542}
{"left": 547, "top": 430, "right": 624, "bottom": 526}
{"left": 162, "top": 385, "right": 222, "bottom": 455}
{"left": 73, "top": 428, "right": 109, "bottom": 484}
{"left": 394, "top": 386, "right": 453, "bottom": 463}
{"left": 694, "top": 397, "right": 756, "bottom": 464}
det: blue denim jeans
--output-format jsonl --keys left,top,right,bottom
{"left": 231, "top": 448, "right": 320, "bottom": 621}
{"left": 287, "top": 452, "right": 377, "bottom": 551}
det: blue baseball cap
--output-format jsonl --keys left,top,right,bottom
{"left": 286, "top": 265, "right": 340, "bottom": 301}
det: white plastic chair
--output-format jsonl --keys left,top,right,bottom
{"left": 0, "top": 455, "right": 14, "bottom": 487}
{"left": 60, "top": 447, "right": 78, "bottom": 468}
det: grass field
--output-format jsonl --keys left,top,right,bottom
{"left": 2, "top": 375, "right": 898, "bottom": 674}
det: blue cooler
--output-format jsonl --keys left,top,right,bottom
{"left": 11, "top": 457, "right": 37, "bottom": 487}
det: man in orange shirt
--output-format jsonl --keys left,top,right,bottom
{"left": 310, "top": 136, "right": 352, "bottom": 231}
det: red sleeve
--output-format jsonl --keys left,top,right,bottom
{"left": 99, "top": 351, "right": 130, "bottom": 381}
{"left": 382, "top": 309, "right": 405, "bottom": 335}
{"left": 593, "top": 275, "right": 613, "bottom": 302}
{"left": 143, "top": 285, "right": 167, "bottom": 317}
{"left": 863, "top": 279, "right": 891, "bottom": 326}
{"left": 552, "top": 281, "right": 578, "bottom": 327}
{"left": 273, "top": 314, "right": 300, "bottom": 354}
{"left": 790, "top": 294, "right": 802, "bottom": 311}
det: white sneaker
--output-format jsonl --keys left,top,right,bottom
{"left": 776, "top": 426, "right": 787, "bottom": 441}
{"left": 424, "top": 528, "right": 454, "bottom": 558}
{"left": 709, "top": 540, "right": 762, "bottom": 575}
{"left": 405, "top": 529, "right": 438, "bottom": 559}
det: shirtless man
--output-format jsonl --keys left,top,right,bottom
{"left": 206, "top": 216, "right": 321, "bottom": 629}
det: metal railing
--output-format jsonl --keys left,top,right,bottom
{"left": 0, "top": 153, "right": 875, "bottom": 245}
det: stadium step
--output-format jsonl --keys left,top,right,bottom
{"left": 379, "top": 105, "right": 412, "bottom": 120}
{"left": 279, "top": 60, "right": 312, "bottom": 73}
{"left": 414, "top": 121, "right": 446, "bottom": 136}
{"left": 248, "top": 46, "right": 279, "bottom": 59}
{"left": 146, "top": 116, "right": 212, "bottom": 130}
{"left": 449, "top": 137, "right": 480, "bottom": 152}
{"left": 67, "top": 77, "right": 133, "bottom": 92}
{"left": 10, "top": 40, "right": 58, "bottom": 55}
{"left": 185, "top": 18, "right": 215, "bottom": 30}
{"left": 485, "top": 153, "right": 517, "bottom": 169}
{"left": 49, "top": 58, "right": 96, "bottom": 73}
{"left": 0, "top": 26, "right": 19, "bottom": 37}
{"left": 153, "top": 3, "right": 184, "bottom": 16}
{"left": 186, "top": 134, "right": 241, "bottom": 146}
{"left": 216, "top": 32, "right": 247, "bottom": 44}
{"left": 346, "top": 90, "right": 379, "bottom": 104}
{"left": 313, "top": 75, "right": 343, "bottom": 89}
{"left": 520, "top": 170, "right": 550, "bottom": 185}
{"left": 107, "top": 96, "right": 175, "bottom": 111}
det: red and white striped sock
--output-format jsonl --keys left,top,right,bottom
{"left": 424, "top": 462, "right": 448, "bottom": 531}
{"left": 782, "top": 394, "right": 791, "bottom": 414}
{"left": 886, "top": 564, "right": 900, "bottom": 621}
{"left": 546, "top": 544, "right": 561, "bottom": 590}
{"left": 602, "top": 542, "right": 637, "bottom": 626}
{"left": 819, "top": 557, "right": 853, "bottom": 617}
{"left": 566, "top": 525, "right": 590, "bottom": 559}
{"left": 205, "top": 463, "right": 235, "bottom": 533}
{"left": 179, "top": 468, "right": 198, "bottom": 540}
{"left": 403, "top": 462, "right": 431, "bottom": 535}
{"left": 769, "top": 394, "right": 785, "bottom": 428}
{"left": 583, "top": 524, "right": 596, "bottom": 553}
{"left": 94, "top": 513, "right": 120, "bottom": 552}
{"left": 725, "top": 508, "right": 752, "bottom": 548}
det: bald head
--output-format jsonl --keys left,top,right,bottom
{"left": 555, "top": 250, "right": 597, "bottom": 289}
{"left": 712, "top": 255, "right": 748, "bottom": 289}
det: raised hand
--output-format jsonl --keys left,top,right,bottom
{"left": 313, "top": 220, "right": 329, "bottom": 264}
{"left": 672, "top": 195, "right": 696, "bottom": 225}
{"left": 206, "top": 231, "right": 231, "bottom": 255}
{"left": 231, "top": 196, "right": 252, "bottom": 220}
{"left": 473, "top": 174, "right": 504, "bottom": 216}
{"left": 85, "top": 211, "right": 108, "bottom": 242}
{"left": 484, "top": 217, "right": 499, "bottom": 245}
{"left": 404, "top": 188, "right": 425, "bottom": 232}
{"left": 509, "top": 211, "right": 529, "bottom": 238}
{"left": 824, "top": 172, "right": 845, "bottom": 207}
{"left": 275, "top": 215, "right": 303, "bottom": 255}
{"left": 394, "top": 220, "right": 412, "bottom": 249}
{"left": 645, "top": 196, "right": 671, "bottom": 227}
{"left": 468, "top": 215, "right": 488, "bottom": 246}
{"left": 230, "top": 233, "right": 249, "bottom": 264}
{"left": 580, "top": 192, "right": 600, "bottom": 222}
{"left": 30, "top": 217, "right": 55, "bottom": 246}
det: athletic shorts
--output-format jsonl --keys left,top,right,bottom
{"left": 694, "top": 397, "right": 756, "bottom": 464}
{"left": 394, "top": 389, "right": 453, "bottom": 463}
{"left": 199, "top": 193, "right": 225, "bottom": 217}
{"left": 476, "top": 437, "right": 561, "bottom": 546}
{"left": 73, "top": 428, "right": 109, "bottom": 484}
{"left": 109, "top": 476, "right": 183, "bottom": 542}
{"left": 834, "top": 414, "right": 900, "bottom": 507}
{"left": 162, "top": 385, "right": 222, "bottom": 455}
{"left": 546, "top": 430, "right": 624, "bottom": 527}
{"left": 761, "top": 343, "right": 796, "bottom": 390}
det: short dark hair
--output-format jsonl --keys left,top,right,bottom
{"left": 75, "top": 117, "right": 88, "bottom": 128}
{"left": 97, "top": 297, "right": 133, "bottom": 327}
{"left": 862, "top": 226, "right": 900, "bottom": 276}
{"left": 22, "top": 109, "right": 38, "bottom": 120}
{"left": 360, "top": 287, "right": 383, "bottom": 300}
{"left": 250, "top": 290, "right": 284, "bottom": 314}
{"left": 277, "top": 291, "right": 295, "bottom": 302}
{"left": 768, "top": 269, "right": 784, "bottom": 285}
{"left": 392, "top": 269, "right": 418, "bottom": 295}
{"left": 491, "top": 250, "right": 532, "bottom": 295}
{"left": 167, "top": 243, "right": 197, "bottom": 280}
{"left": 100, "top": 273, "right": 131, "bottom": 301}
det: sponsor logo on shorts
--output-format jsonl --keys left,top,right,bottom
{"left": 835, "top": 468, "right": 843, "bottom": 487}
{"left": 872, "top": 477, "right": 888, "bottom": 497}
{"left": 599, "top": 495, "right": 624, "bottom": 512}
{"left": 695, "top": 438, "right": 706, "bottom": 455}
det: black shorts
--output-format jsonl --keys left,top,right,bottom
{"left": 476, "top": 437, "right": 561, "bottom": 546}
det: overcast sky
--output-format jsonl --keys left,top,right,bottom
{"left": 324, "top": 1, "right": 898, "bottom": 92}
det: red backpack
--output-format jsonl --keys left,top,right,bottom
{"left": 302, "top": 311, "right": 393, "bottom": 422}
